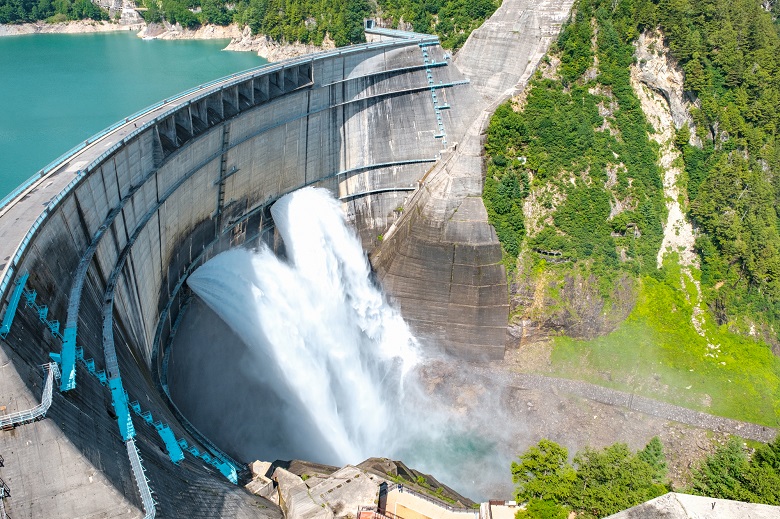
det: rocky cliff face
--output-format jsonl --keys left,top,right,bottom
{"left": 633, "top": 31, "right": 694, "bottom": 132}
{"left": 137, "top": 23, "right": 335, "bottom": 60}
{"left": 507, "top": 267, "right": 636, "bottom": 347}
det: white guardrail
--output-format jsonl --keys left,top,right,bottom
{"left": 126, "top": 438, "right": 156, "bottom": 519}
{"left": 0, "top": 363, "right": 60, "bottom": 428}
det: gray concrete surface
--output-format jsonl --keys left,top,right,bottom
{"left": 0, "top": 35, "right": 479, "bottom": 518}
{"left": 371, "top": 0, "right": 575, "bottom": 360}
{"left": 0, "top": 23, "right": 534, "bottom": 515}
{"left": 606, "top": 493, "right": 780, "bottom": 518}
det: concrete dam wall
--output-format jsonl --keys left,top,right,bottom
{"left": 0, "top": 0, "right": 575, "bottom": 512}
{"left": 0, "top": 33, "right": 489, "bottom": 518}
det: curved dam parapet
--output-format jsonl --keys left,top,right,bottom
{"left": 0, "top": 0, "right": 574, "bottom": 513}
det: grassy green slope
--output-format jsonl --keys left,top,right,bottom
{"left": 549, "top": 262, "right": 780, "bottom": 426}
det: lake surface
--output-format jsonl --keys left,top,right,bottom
{"left": 0, "top": 31, "right": 265, "bottom": 198}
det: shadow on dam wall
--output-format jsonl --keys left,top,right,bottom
{"left": 0, "top": 31, "right": 497, "bottom": 518}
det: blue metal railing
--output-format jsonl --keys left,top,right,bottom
{"left": 0, "top": 34, "right": 433, "bottom": 315}
{"left": 128, "top": 398, "right": 237, "bottom": 483}
{"left": 21, "top": 289, "right": 63, "bottom": 342}
{"left": 0, "top": 273, "right": 28, "bottom": 339}
{"left": 0, "top": 30, "right": 447, "bottom": 499}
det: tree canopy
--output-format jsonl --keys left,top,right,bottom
{"left": 1, "top": 0, "right": 495, "bottom": 51}
{"left": 652, "top": 0, "right": 780, "bottom": 337}
{"left": 512, "top": 436, "right": 780, "bottom": 518}
{"left": 511, "top": 438, "right": 669, "bottom": 519}
{"left": 0, "top": 0, "right": 107, "bottom": 24}
{"left": 689, "top": 437, "right": 780, "bottom": 505}
{"left": 483, "top": 0, "right": 665, "bottom": 278}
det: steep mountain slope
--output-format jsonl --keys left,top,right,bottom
{"left": 484, "top": 0, "right": 780, "bottom": 427}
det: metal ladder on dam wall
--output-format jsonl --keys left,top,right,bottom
{"left": 8, "top": 283, "right": 237, "bottom": 478}
{"left": 419, "top": 41, "right": 451, "bottom": 145}
{"left": 0, "top": 477, "right": 10, "bottom": 519}
{"left": 0, "top": 273, "right": 28, "bottom": 340}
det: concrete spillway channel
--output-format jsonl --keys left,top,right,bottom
{"left": 0, "top": 1, "right": 575, "bottom": 514}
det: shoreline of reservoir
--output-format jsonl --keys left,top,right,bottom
{"left": 0, "top": 20, "right": 332, "bottom": 60}
{"left": 0, "top": 31, "right": 265, "bottom": 196}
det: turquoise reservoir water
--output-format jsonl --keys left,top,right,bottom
{"left": 0, "top": 31, "right": 265, "bottom": 198}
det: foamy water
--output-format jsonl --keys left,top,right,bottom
{"left": 187, "top": 187, "right": 419, "bottom": 463}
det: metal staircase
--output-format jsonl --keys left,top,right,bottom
{"left": 0, "top": 363, "right": 60, "bottom": 429}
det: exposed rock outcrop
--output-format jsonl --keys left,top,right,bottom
{"left": 0, "top": 20, "right": 143, "bottom": 36}
{"left": 224, "top": 25, "right": 335, "bottom": 60}
{"left": 508, "top": 269, "right": 636, "bottom": 347}
{"left": 138, "top": 22, "right": 334, "bottom": 60}
{"left": 138, "top": 21, "right": 243, "bottom": 41}
{"left": 633, "top": 31, "right": 694, "bottom": 131}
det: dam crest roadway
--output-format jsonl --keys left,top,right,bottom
{"left": 0, "top": 0, "right": 575, "bottom": 516}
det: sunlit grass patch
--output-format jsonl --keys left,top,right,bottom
{"left": 542, "top": 264, "right": 780, "bottom": 427}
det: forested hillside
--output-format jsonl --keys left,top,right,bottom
{"left": 485, "top": 0, "right": 780, "bottom": 427}
{"left": 654, "top": 0, "right": 780, "bottom": 339}
{"left": 0, "top": 0, "right": 496, "bottom": 50}
{"left": 0, "top": 0, "right": 107, "bottom": 23}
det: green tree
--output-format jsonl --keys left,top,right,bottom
{"left": 571, "top": 443, "right": 668, "bottom": 518}
{"left": 689, "top": 438, "right": 755, "bottom": 501}
{"left": 638, "top": 436, "right": 668, "bottom": 484}
{"left": 511, "top": 440, "right": 577, "bottom": 504}
{"left": 200, "top": 0, "right": 230, "bottom": 24}
{"left": 689, "top": 437, "right": 780, "bottom": 505}
{"left": 515, "top": 498, "right": 569, "bottom": 519}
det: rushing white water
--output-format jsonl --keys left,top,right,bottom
{"left": 187, "top": 187, "right": 419, "bottom": 464}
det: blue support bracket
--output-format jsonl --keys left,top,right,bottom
{"left": 24, "top": 290, "right": 36, "bottom": 306}
{"left": 109, "top": 378, "right": 135, "bottom": 440}
{"left": 177, "top": 438, "right": 189, "bottom": 450}
{"left": 188, "top": 446, "right": 200, "bottom": 457}
{"left": 129, "top": 401, "right": 142, "bottom": 415}
{"left": 0, "top": 273, "right": 29, "bottom": 339}
{"left": 154, "top": 423, "right": 184, "bottom": 464}
{"left": 141, "top": 411, "right": 154, "bottom": 425}
{"left": 59, "top": 326, "right": 77, "bottom": 392}
{"left": 216, "top": 460, "right": 238, "bottom": 484}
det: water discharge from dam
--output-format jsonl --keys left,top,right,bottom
{"left": 176, "top": 187, "right": 514, "bottom": 500}
{"left": 187, "top": 187, "right": 421, "bottom": 464}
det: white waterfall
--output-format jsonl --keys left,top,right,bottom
{"left": 187, "top": 187, "right": 419, "bottom": 464}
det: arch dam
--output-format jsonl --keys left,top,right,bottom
{"left": 0, "top": 0, "right": 573, "bottom": 515}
